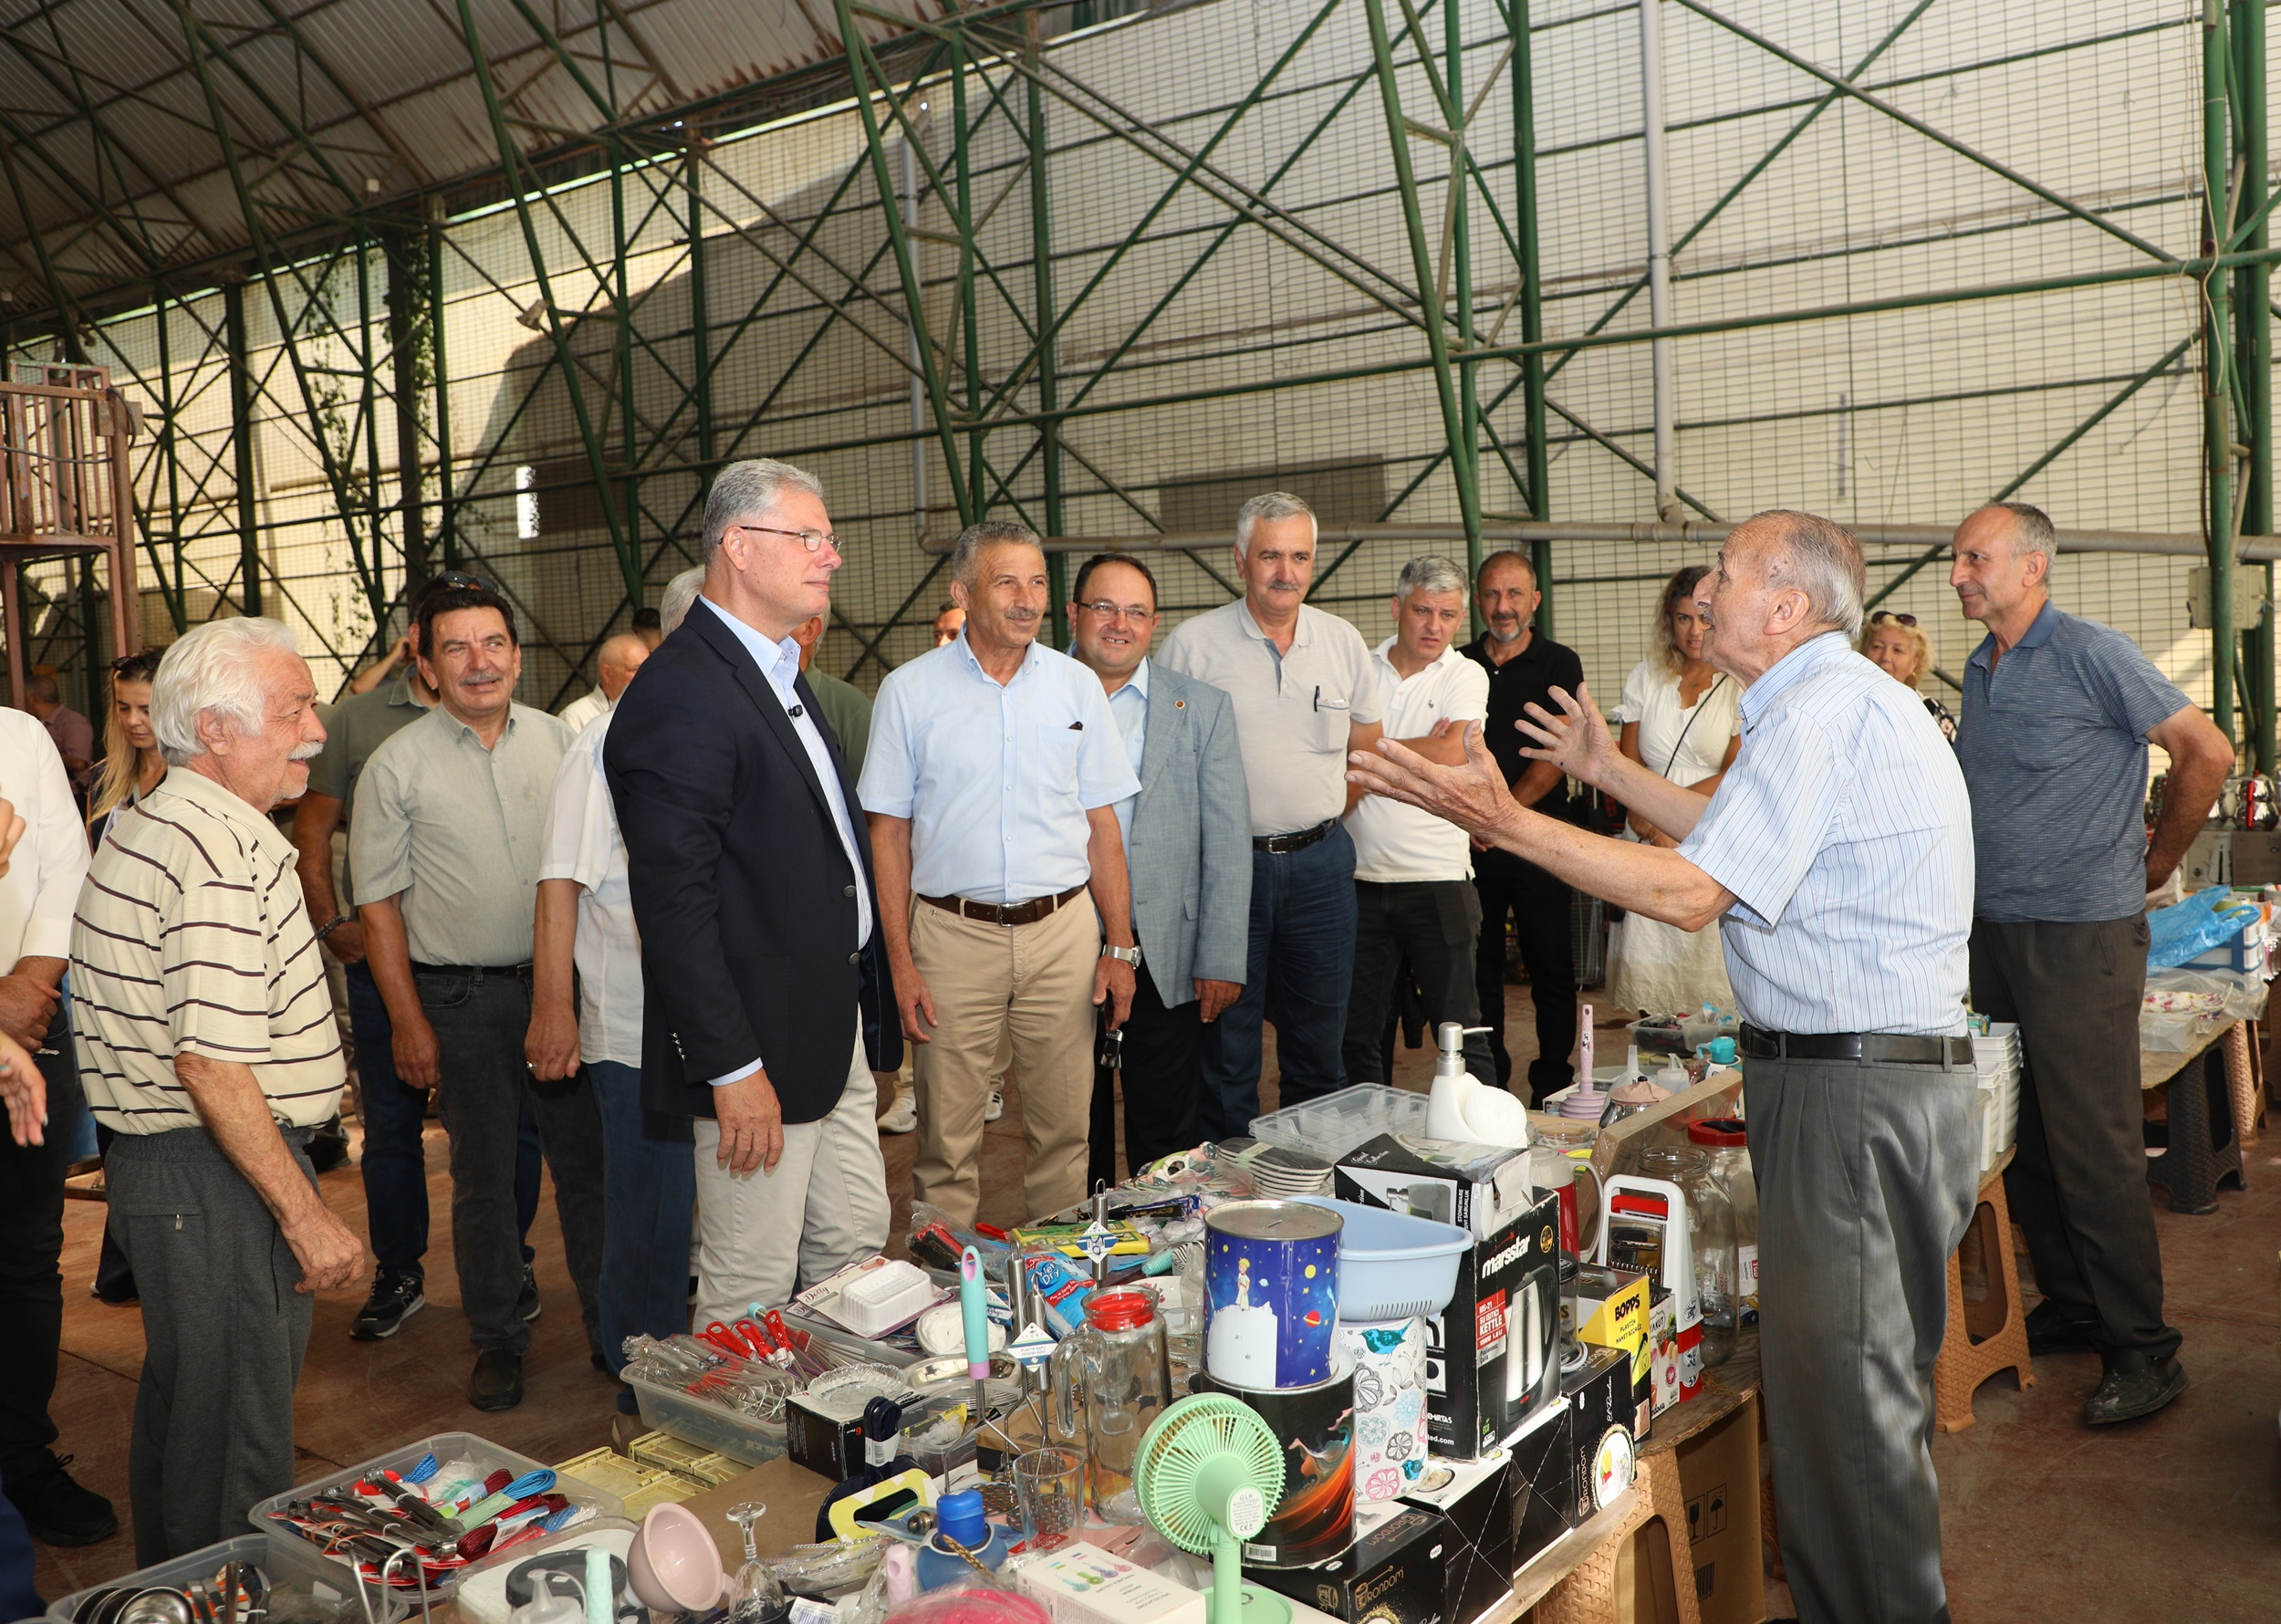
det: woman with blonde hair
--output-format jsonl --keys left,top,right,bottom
{"left": 87, "top": 647, "right": 165, "bottom": 844}
{"left": 1603, "top": 565, "right": 1741, "bottom": 1018}
{"left": 1859, "top": 609, "right": 1957, "bottom": 742}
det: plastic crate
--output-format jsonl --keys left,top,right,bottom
{"left": 625, "top": 1370, "right": 789, "bottom": 1467}
{"left": 249, "top": 1431, "right": 624, "bottom": 1624}
{"left": 47, "top": 1534, "right": 274, "bottom": 1624}
{"left": 551, "top": 1446, "right": 701, "bottom": 1514}
{"left": 1247, "top": 1083, "right": 1431, "bottom": 1163}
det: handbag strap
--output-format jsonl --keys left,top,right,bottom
{"left": 1658, "top": 673, "right": 1728, "bottom": 779}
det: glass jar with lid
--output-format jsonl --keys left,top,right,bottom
{"left": 1632, "top": 1143, "right": 1739, "bottom": 1369}
{"left": 1688, "top": 1118, "right": 1757, "bottom": 1326}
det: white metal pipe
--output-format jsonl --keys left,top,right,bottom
{"left": 1639, "top": 0, "right": 1679, "bottom": 522}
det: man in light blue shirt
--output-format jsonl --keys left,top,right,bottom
{"left": 861, "top": 521, "right": 1141, "bottom": 1225}
{"left": 1350, "top": 512, "right": 1978, "bottom": 1624}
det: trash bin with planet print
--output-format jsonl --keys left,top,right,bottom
{"left": 1203, "top": 1199, "right": 1342, "bottom": 1389}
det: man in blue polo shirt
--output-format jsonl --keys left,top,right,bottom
{"left": 1951, "top": 502, "right": 2234, "bottom": 1427}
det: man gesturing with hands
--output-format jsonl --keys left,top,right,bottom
{"left": 607, "top": 461, "right": 896, "bottom": 1326}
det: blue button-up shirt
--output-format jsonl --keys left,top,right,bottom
{"left": 1678, "top": 632, "right": 1974, "bottom": 1036}
{"left": 1956, "top": 599, "right": 2192, "bottom": 923}
{"left": 859, "top": 632, "right": 1139, "bottom": 903}
{"left": 1105, "top": 659, "right": 1150, "bottom": 857}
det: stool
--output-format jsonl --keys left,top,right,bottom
{"left": 2145, "top": 1036, "right": 2247, "bottom": 1214}
{"left": 2227, "top": 1021, "right": 2262, "bottom": 1151}
{"left": 1933, "top": 1165, "right": 2035, "bottom": 1432}
{"left": 1533, "top": 1449, "right": 1703, "bottom": 1624}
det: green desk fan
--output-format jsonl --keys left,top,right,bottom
{"left": 1133, "top": 1394, "right": 1292, "bottom": 1624}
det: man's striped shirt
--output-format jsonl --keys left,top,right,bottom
{"left": 73, "top": 765, "right": 344, "bottom": 1131}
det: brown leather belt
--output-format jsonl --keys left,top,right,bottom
{"left": 920, "top": 883, "right": 1086, "bottom": 927}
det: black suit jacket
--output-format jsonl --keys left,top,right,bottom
{"left": 604, "top": 600, "right": 900, "bottom": 1121}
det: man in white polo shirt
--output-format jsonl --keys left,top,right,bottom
{"left": 1158, "top": 491, "right": 1383, "bottom": 1135}
{"left": 1343, "top": 557, "right": 1495, "bottom": 1085}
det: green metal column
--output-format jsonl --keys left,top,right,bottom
{"left": 686, "top": 133, "right": 716, "bottom": 471}
{"left": 954, "top": 38, "right": 984, "bottom": 519}
{"left": 2205, "top": 0, "right": 2237, "bottom": 745}
{"left": 151, "top": 279, "right": 187, "bottom": 632}
{"left": 1511, "top": 0, "right": 1553, "bottom": 633}
{"left": 385, "top": 231, "right": 431, "bottom": 594}
{"left": 78, "top": 553, "right": 99, "bottom": 710}
{"left": 613, "top": 136, "right": 642, "bottom": 610}
{"left": 2234, "top": 0, "right": 2274, "bottom": 771}
{"left": 428, "top": 203, "right": 457, "bottom": 571}
{"left": 224, "top": 280, "right": 261, "bottom": 617}
{"left": 1447, "top": 0, "right": 1483, "bottom": 603}
{"left": 1027, "top": 15, "right": 1068, "bottom": 644}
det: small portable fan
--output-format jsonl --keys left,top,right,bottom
{"left": 1133, "top": 1394, "right": 1292, "bottom": 1624}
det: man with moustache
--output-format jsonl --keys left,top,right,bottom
{"left": 1350, "top": 512, "right": 1976, "bottom": 1624}
{"left": 1064, "top": 552, "right": 1251, "bottom": 1185}
{"left": 607, "top": 463, "right": 897, "bottom": 1325}
{"left": 1158, "top": 492, "right": 1382, "bottom": 1133}
{"left": 1459, "top": 551, "right": 1587, "bottom": 1101}
{"left": 354, "top": 580, "right": 607, "bottom": 1411}
{"left": 861, "top": 520, "right": 1139, "bottom": 1224}
{"left": 1345, "top": 557, "right": 1495, "bottom": 1087}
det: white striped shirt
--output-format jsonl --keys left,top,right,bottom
{"left": 72, "top": 766, "right": 345, "bottom": 1132}
{"left": 1677, "top": 633, "right": 1973, "bottom": 1036}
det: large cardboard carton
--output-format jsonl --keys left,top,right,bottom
{"left": 1249, "top": 1504, "right": 1450, "bottom": 1624}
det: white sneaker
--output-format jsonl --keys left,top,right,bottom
{"left": 880, "top": 1086, "right": 918, "bottom": 1134}
{"left": 984, "top": 1085, "right": 1005, "bottom": 1123}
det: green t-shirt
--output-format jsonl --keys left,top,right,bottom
{"left": 807, "top": 670, "right": 872, "bottom": 783}
{"left": 304, "top": 673, "right": 433, "bottom": 894}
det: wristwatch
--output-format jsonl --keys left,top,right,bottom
{"left": 1100, "top": 943, "right": 1142, "bottom": 966}
{"left": 314, "top": 914, "right": 353, "bottom": 940}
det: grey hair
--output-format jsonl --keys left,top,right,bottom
{"left": 951, "top": 518, "right": 1043, "bottom": 586}
{"left": 659, "top": 566, "right": 705, "bottom": 636}
{"left": 1235, "top": 491, "right": 1316, "bottom": 557}
{"left": 151, "top": 617, "right": 302, "bottom": 765}
{"left": 1748, "top": 510, "right": 1867, "bottom": 639}
{"left": 702, "top": 458, "right": 824, "bottom": 563}
{"left": 1395, "top": 555, "right": 1468, "bottom": 604}
{"left": 1980, "top": 501, "right": 2056, "bottom": 572}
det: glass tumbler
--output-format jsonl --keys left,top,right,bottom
{"left": 1013, "top": 1447, "right": 1087, "bottom": 1551}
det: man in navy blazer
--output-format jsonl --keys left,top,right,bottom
{"left": 604, "top": 459, "right": 897, "bottom": 1324}
{"left": 1068, "top": 554, "right": 1253, "bottom": 1183}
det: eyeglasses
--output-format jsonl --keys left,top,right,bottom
{"left": 427, "top": 570, "right": 503, "bottom": 596}
{"left": 109, "top": 651, "right": 161, "bottom": 675}
{"left": 1870, "top": 610, "right": 1918, "bottom": 627}
{"left": 1074, "top": 599, "right": 1156, "bottom": 623}
{"left": 730, "top": 523, "right": 842, "bottom": 555}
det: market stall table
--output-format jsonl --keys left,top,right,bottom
{"left": 2141, "top": 1019, "right": 2250, "bottom": 1213}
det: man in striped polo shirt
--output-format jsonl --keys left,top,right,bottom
{"left": 1350, "top": 511, "right": 1977, "bottom": 1624}
{"left": 72, "top": 618, "right": 364, "bottom": 1564}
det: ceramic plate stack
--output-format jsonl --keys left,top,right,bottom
{"left": 1246, "top": 1143, "right": 1337, "bottom": 1197}
{"left": 1972, "top": 1022, "right": 2022, "bottom": 1171}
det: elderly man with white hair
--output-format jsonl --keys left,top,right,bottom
{"left": 1350, "top": 511, "right": 1978, "bottom": 1624}
{"left": 1156, "top": 491, "right": 1382, "bottom": 1136}
{"left": 71, "top": 618, "right": 364, "bottom": 1563}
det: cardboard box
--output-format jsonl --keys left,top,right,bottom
{"left": 1400, "top": 1451, "right": 1513, "bottom": 1624}
{"left": 1249, "top": 1504, "right": 1450, "bottom": 1624}
{"left": 1016, "top": 1542, "right": 1208, "bottom": 1624}
{"left": 1675, "top": 1398, "right": 1765, "bottom": 1624}
{"left": 784, "top": 1390, "right": 878, "bottom": 1482}
{"left": 1568, "top": 1264, "right": 1652, "bottom": 1435}
{"left": 1335, "top": 1135, "right": 1536, "bottom": 1241}
{"left": 1563, "top": 1347, "right": 1640, "bottom": 1520}
{"left": 1504, "top": 1388, "right": 1574, "bottom": 1577}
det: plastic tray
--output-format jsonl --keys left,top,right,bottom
{"left": 626, "top": 1369, "right": 789, "bottom": 1467}
{"left": 47, "top": 1534, "right": 275, "bottom": 1624}
{"left": 249, "top": 1431, "right": 624, "bottom": 1624}
{"left": 1287, "top": 1193, "right": 1472, "bottom": 1321}
{"left": 454, "top": 1517, "right": 641, "bottom": 1624}
{"left": 1248, "top": 1083, "right": 1431, "bottom": 1163}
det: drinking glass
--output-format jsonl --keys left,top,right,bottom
{"left": 1013, "top": 1448, "right": 1086, "bottom": 1551}
{"left": 725, "top": 1502, "right": 787, "bottom": 1624}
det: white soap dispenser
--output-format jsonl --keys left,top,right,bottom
{"left": 1424, "top": 1020, "right": 1532, "bottom": 1149}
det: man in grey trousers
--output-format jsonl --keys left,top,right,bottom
{"left": 72, "top": 619, "right": 365, "bottom": 1562}
{"left": 1350, "top": 511, "right": 1979, "bottom": 1624}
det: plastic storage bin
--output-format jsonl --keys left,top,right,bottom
{"left": 454, "top": 1517, "right": 641, "bottom": 1624}
{"left": 250, "top": 1431, "right": 624, "bottom": 1624}
{"left": 625, "top": 1369, "right": 789, "bottom": 1466}
{"left": 1287, "top": 1194, "right": 1471, "bottom": 1320}
{"left": 47, "top": 1534, "right": 274, "bottom": 1624}
{"left": 1247, "top": 1084, "right": 1431, "bottom": 1163}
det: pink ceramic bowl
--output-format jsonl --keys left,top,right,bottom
{"left": 627, "top": 1504, "right": 727, "bottom": 1614}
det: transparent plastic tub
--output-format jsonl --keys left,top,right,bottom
{"left": 625, "top": 1369, "right": 788, "bottom": 1466}
{"left": 47, "top": 1534, "right": 275, "bottom": 1624}
{"left": 454, "top": 1516, "right": 641, "bottom": 1624}
{"left": 1247, "top": 1083, "right": 1431, "bottom": 1164}
{"left": 249, "top": 1431, "right": 624, "bottom": 1624}
{"left": 1627, "top": 1014, "right": 1739, "bottom": 1057}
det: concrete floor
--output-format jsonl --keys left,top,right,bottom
{"left": 29, "top": 992, "right": 2281, "bottom": 1621}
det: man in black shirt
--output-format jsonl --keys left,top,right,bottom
{"left": 1458, "top": 552, "right": 1585, "bottom": 1103}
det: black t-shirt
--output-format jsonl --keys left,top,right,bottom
{"left": 1461, "top": 631, "right": 1585, "bottom": 890}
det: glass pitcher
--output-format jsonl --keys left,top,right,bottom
{"left": 1634, "top": 1144, "right": 1738, "bottom": 1369}
{"left": 1046, "top": 1286, "right": 1172, "bottom": 1523}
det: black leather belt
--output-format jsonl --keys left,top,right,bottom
{"left": 1741, "top": 1025, "right": 1971, "bottom": 1066}
{"left": 411, "top": 961, "right": 535, "bottom": 982}
{"left": 1254, "top": 819, "right": 1337, "bottom": 854}
{"left": 921, "top": 884, "right": 1085, "bottom": 927}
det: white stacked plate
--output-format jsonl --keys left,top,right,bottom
{"left": 1247, "top": 1143, "right": 1337, "bottom": 1198}
{"left": 1971, "top": 1021, "right": 2022, "bottom": 1165}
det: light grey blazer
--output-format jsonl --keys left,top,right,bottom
{"left": 1128, "top": 662, "right": 1253, "bottom": 1008}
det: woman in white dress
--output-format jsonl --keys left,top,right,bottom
{"left": 1604, "top": 565, "right": 1743, "bottom": 1018}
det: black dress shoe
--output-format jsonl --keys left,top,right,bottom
{"left": 2025, "top": 1299, "right": 2097, "bottom": 1356}
{"left": 4, "top": 1451, "right": 119, "bottom": 1546}
{"left": 469, "top": 1348, "right": 525, "bottom": 1411}
{"left": 2083, "top": 1350, "right": 2188, "bottom": 1425}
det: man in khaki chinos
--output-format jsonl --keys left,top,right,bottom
{"left": 861, "top": 520, "right": 1140, "bottom": 1225}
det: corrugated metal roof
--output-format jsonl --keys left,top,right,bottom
{"left": 0, "top": 0, "right": 943, "bottom": 311}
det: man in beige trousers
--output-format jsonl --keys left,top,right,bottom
{"left": 860, "top": 519, "right": 1140, "bottom": 1224}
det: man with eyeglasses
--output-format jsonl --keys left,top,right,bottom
{"left": 1065, "top": 553, "right": 1250, "bottom": 1186}
{"left": 606, "top": 461, "right": 898, "bottom": 1326}
{"left": 352, "top": 579, "right": 608, "bottom": 1411}
{"left": 862, "top": 519, "right": 1140, "bottom": 1226}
